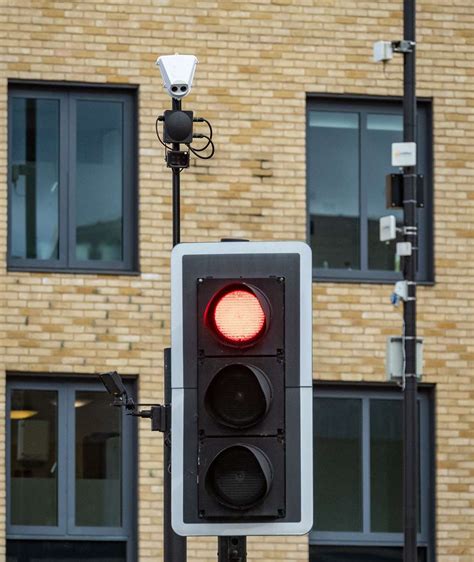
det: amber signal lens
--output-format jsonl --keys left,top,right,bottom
{"left": 204, "top": 364, "right": 272, "bottom": 429}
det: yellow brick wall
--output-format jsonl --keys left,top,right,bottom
{"left": 1, "top": 0, "right": 473, "bottom": 560}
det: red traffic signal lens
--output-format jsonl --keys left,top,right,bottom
{"left": 205, "top": 285, "right": 269, "bottom": 346}
{"left": 214, "top": 290, "right": 264, "bottom": 343}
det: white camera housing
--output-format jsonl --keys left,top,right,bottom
{"left": 156, "top": 54, "right": 198, "bottom": 100}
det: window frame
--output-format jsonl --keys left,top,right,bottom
{"left": 7, "top": 82, "right": 138, "bottom": 274}
{"left": 306, "top": 94, "right": 434, "bottom": 284}
{"left": 6, "top": 376, "right": 137, "bottom": 561}
{"left": 311, "top": 384, "right": 435, "bottom": 562}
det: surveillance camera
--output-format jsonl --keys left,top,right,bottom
{"left": 99, "top": 371, "right": 135, "bottom": 410}
{"left": 156, "top": 54, "right": 198, "bottom": 100}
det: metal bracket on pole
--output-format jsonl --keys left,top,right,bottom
{"left": 392, "top": 40, "right": 416, "bottom": 53}
{"left": 218, "top": 537, "right": 247, "bottom": 562}
{"left": 144, "top": 404, "right": 171, "bottom": 432}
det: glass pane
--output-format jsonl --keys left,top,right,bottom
{"left": 75, "top": 391, "right": 122, "bottom": 527}
{"left": 370, "top": 399, "right": 402, "bottom": 532}
{"left": 75, "top": 100, "right": 123, "bottom": 261}
{"left": 309, "top": 545, "right": 427, "bottom": 562}
{"left": 366, "top": 113, "right": 404, "bottom": 271}
{"left": 7, "top": 540, "right": 126, "bottom": 562}
{"left": 309, "top": 111, "right": 360, "bottom": 270}
{"left": 10, "top": 389, "right": 58, "bottom": 526}
{"left": 314, "top": 398, "right": 362, "bottom": 531}
{"left": 10, "top": 98, "right": 60, "bottom": 260}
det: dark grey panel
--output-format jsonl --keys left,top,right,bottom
{"left": 198, "top": 356, "right": 285, "bottom": 438}
{"left": 197, "top": 277, "right": 284, "bottom": 358}
{"left": 182, "top": 389, "right": 199, "bottom": 523}
{"left": 182, "top": 253, "right": 301, "bottom": 390}
{"left": 181, "top": 252, "right": 303, "bottom": 525}
{"left": 285, "top": 388, "right": 302, "bottom": 522}
{"left": 198, "top": 436, "right": 285, "bottom": 520}
{"left": 182, "top": 387, "right": 302, "bottom": 524}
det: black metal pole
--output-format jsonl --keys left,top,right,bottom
{"left": 163, "top": 97, "right": 186, "bottom": 561}
{"left": 402, "top": 0, "right": 418, "bottom": 561}
{"left": 172, "top": 97, "right": 181, "bottom": 246}
{"left": 218, "top": 537, "right": 247, "bottom": 562}
{"left": 163, "top": 348, "right": 186, "bottom": 562}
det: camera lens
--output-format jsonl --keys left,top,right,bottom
{"left": 171, "top": 86, "right": 178, "bottom": 92}
{"left": 180, "top": 86, "right": 187, "bottom": 92}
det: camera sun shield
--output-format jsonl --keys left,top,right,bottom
{"left": 156, "top": 54, "right": 198, "bottom": 100}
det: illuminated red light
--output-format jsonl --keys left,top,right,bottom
{"left": 212, "top": 288, "right": 266, "bottom": 344}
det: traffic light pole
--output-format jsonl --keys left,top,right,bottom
{"left": 402, "top": 0, "right": 418, "bottom": 561}
{"left": 165, "top": 96, "right": 250, "bottom": 561}
{"left": 218, "top": 537, "right": 247, "bottom": 562}
{"left": 163, "top": 348, "right": 186, "bottom": 562}
{"left": 172, "top": 97, "right": 181, "bottom": 246}
{"left": 163, "top": 97, "right": 187, "bottom": 562}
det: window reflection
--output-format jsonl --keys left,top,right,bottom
{"left": 370, "top": 399, "right": 403, "bottom": 532}
{"left": 308, "top": 111, "right": 360, "bottom": 270}
{"left": 10, "top": 98, "right": 60, "bottom": 260}
{"left": 10, "top": 390, "right": 58, "bottom": 526}
{"left": 75, "top": 101, "right": 123, "bottom": 262}
{"left": 366, "top": 114, "right": 404, "bottom": 271}
{"left": 314, "top": 398, "right": 362, "bottom": 532}
{"left": 75, "top": 391, "right": 122, "bottom": 527}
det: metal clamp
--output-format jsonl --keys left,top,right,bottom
{"left": 138, "top": 404, "right": 171, "bottom": 433}
{"left": 218, "top": 537, "right": 247, "bottom": 562}
{"left": 392, "top": 40, "right": 416, "bottom": 53}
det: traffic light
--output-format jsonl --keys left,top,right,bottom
{"left": 171, "top": 241, "right": 313, "bottom": 536}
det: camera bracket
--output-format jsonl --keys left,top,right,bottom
{"left": 100, "top": 371, "right": 171, "bottom": 433}
{"left": 138, "top": 404, "right": 171, "bottom": 433}
{"left": 392, "top": 40, "right": 415, "bottom": 53}
{"left": 166, "top": 150, "right": 190, "bottom": 169}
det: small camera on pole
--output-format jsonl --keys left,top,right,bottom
{"left": 156, "top": 54, "right": 198, "bottom": 100}
{"left": 155, "top": 54, "right": 215, "bottom": 170}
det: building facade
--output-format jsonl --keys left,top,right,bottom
{"left": 1, "top": 0, "right": 473, "bottom": 560}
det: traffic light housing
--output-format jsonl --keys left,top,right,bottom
{"left": 171, "top": 241, "right": 313, "bottom": 536}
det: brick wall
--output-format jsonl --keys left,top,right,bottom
{"left": 1, "top": 0, "right": 474, "bottom": 560}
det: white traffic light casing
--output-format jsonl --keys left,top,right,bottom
{"left": 156, "top": 54, "right": 198, "bottom": 99}
{"left": 171, "top": 241, "right": 313, "bottom": 536}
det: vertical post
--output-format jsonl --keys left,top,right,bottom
{"left": 172, "top": 97, "right": 181, "bottom": 247}
{"left": 164, "top": 348, "right": 186, "bottom": 562}
{"left": 218, "top": 537, "right": 247, "bottom": 562}
{"left": 402, "top": 0, "right": 418, "bottom": 561}
{"left": 164, "top": 98, "right": 187, "bottom": 561}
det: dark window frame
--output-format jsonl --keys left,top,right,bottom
{"left": 7, "top": 82, "right": 138, "bottom": 274}
{"left": 306, "top": 94, "right": 434, "bottom": 284}
{"left": 311, "top": 382, "right": 435, "bottom": 562}
{"left": 6, "top": 375, "right": 138, "bottom": 562}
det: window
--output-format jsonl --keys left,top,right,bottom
{"left": 8, "top": 84, "right": 137, "bottom": 272}
{"left": 6, "top": 378, "right": 136, "bottom": 561}
{"left": 307, "top": 96, "right": 433, "bottom": 282}
{"left": 310, "top": 386, "right": 434, "bottom": 562}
